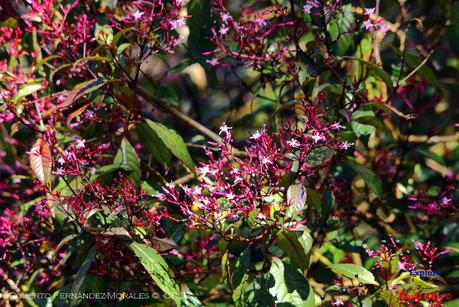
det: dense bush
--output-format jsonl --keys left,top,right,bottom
{"left": 0, "top": 0, "right": 458, "bottom": 306}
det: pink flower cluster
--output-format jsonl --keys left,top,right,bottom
{"left": 408, "top": 189, "right": 457, "bottom": 217}
{"left": 0, "top": 209, "right": 65, "bottom": 288}
{"left": 362, "top": 8, "right": 389, "bottom": 33}
{"left": 115, "top": 0, "right": 186, "bottom": 52}
{"left": 366, "top": 235, "right": 416, "bottom": 274}
{"left": 205, "top": 1, "right": 296, "bottom": 69}
{"left": 157, "top": 98, "right": 351, "bottom": 236}
{"left": 413, "top": 240, "right": 449, "bottom": 269}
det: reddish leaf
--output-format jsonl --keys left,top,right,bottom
{"left": 29, "top": 138, "right": 52, "bottom": 185}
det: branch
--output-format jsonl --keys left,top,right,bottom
{"left": 137, "top": 87, "right": 247, "bottom": 156}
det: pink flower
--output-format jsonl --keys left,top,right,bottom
{"left": 414, "top": 241, "right": 449, "bottom": 268}
{"left": 253, "top": 16, "right": 267, "bottom": 27}
{"left": 170, "top": 18, "right": 186, "bottom": 30}
{"left": 363, "top": 19, "right": 374, "bottom": 31}
{"left": 206, "top": 59, "right": 219, "bottom": 66}
{"left": 339, "top": 141, "right": 354, "bottom": 150}
{"left": 303, "top": 0, "right": 320, "bottom": 14}
{"left": 219, "top": 123, "right": 232, "bottom": 136}
{"left": 398, "top": 261, "right": 408, "bottom": 272}
{"left": 287, "top": 139, "right": 301, "bottom": 148}
{"left": 332, "top": 299, "right": 344, "bottom": 306}
{"left": 331, "top": 122, "right": 345, "bottom": 130}
{"left": 364, "top": 8, "right": 376, "bottom": 16}
{"left": 303, "top": 4, "right": 313, "bottom": 13}
{"left": 311, "top": 132, "right": 325, "bottom": 143}
{"left": 131, "top": 11, "right": 144, "bottom": 21}
{"left": 220, "top": 26, "right": 229, "bottom": 36}
{"left": 221, "top": 12, "right": 232, "bottom": 23}
{"left": 251, "top": 130, "right": 263, "bottom": 140}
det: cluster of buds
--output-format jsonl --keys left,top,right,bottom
{"left": 366, "top": 236, "right": 417, "bottom": 283}
{"left": 408, "top": 189, "right": 457, "bottom": 218}
{"left": 413, "top": 240, "right": 449, "bottom": 270}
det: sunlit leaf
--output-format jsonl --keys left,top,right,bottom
{"left": 275, "top": 229, "right": 313, "bottom": 270}
{"left": 269, "top": 257, "right": 312, "bottom": 305}
{"left": 130, "top": 242, "right": 181, "bottom": 305}
{"left": 29, "top": 138, "right": 52, "bottom": 185}
{"left": 143, "top": 120, "right": 195, "bottom": 170}
{"left": 329, "top": 263, "right": 379, "bottom": 285}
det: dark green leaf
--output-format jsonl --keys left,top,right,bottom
{"left": 187, "top": 0, "right": 213, "bottom": 62}
{"left": 232, "top": 248, "right": 251, "bottom": 289}
{"left": 344, "top": 57, "right": 394, "bottom": 90}
{"left": 449, "top": 3, "right": 459, "bottom": 57}
{"left": 137, "top": 121, "right": 172, "bottom": 166}
{"left": 416, "top": 148, "right": 446, "bottom": 166}
{"left": 56, "top": 78, "right": 112, "bottom": 112}
{"left": 322, "top": 189, "right": 335, "bottom": 221}
{"left": 69, "top": 248, "right": 96, "bottom": 307}
{"left": 352, "top": 109, "right": 376, "bottom": 137}
{"left": 234, "top": 274, "right": 274, "bottom": 307}
{"left": 404, "top": 52, "right": 442, "bottom": 89}
{"left": 114, "top": 137, "right": 141, "bottom": 186}
{"left": 275, "top": 229, "right": 313, "bottom": 270}
{"left": 143, "top": 120, "right": 195, "bottom": 170}
{"left": 346, "top": 160, "right": 383, "bottom": 198}
{"left": 112, "top": 27, "right": 135, "bottom": 47}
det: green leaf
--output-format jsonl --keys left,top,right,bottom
{"left": 130, "top": 242, "right": 181, "bottom": 305}
{"left": 234, "top": 274, "right": 274, "bottom": 307}
{"left": 73, "top": 56, "right": 110, "bottom": 67}
{"left": 69, "top": 248, "right": 96, "bottom": 307}
{"left": 379, "top": 289, "right": 400, "bottom": 306}
{"left": 351, "top": 109, "right": 376, "bottom": 137}
{"left": 269, "top": 257, "right": 312, "bottom": 306}
{"left": 181, "top": 284, "right": 203, "bottom": 307}
{"left": 345, "top": 56, "right": 394, "bottom": 90}
{"left": 114, "top": 137, "right": 141, "bottom": 186}
{"left": 275, "top": 229, "right": 313, "bottom": 270}
{"left": 232, "top": 248, "right": 251, "bottom": 289}
{"left": 112, "top": 27, "right": 135, "bottom": 47}
{"left": 328, "top": 263, "right": 379, "bottom": 286}
{"left": 412, "top": 276, "right": 439, "bottom": 293}
{"left": 346, "top": 160, "right": 383, "bottom": 198}
{"left": 322, "top": 189, "right": 335, "bottom": 221}
{"left": 143, "top": 120, "right": 195, "bottom": 170}
{"left": 449, "top": 3, "right": 459, "bottom": 57}
{"left": 137, "top": 121, "right": 171, "bottom": 166}
{"left": 13, "top": 83, "right": 43, "bottom": 104}
{"left": 416, "top": 148, "right": 446, "bottom": 166}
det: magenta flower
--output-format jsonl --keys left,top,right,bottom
{"left": 414, "top": 241, "right": 449, "bottom": 269}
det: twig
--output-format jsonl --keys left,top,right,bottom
{"left": 173, "top": 173, "right": 197, "bottom": 185}
{"left": 400, "top": 50, "right": 434, "bottom": 83}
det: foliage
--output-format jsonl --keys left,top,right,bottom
{"left": 0, "top": 0, "right": 458, "bottom": 306}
